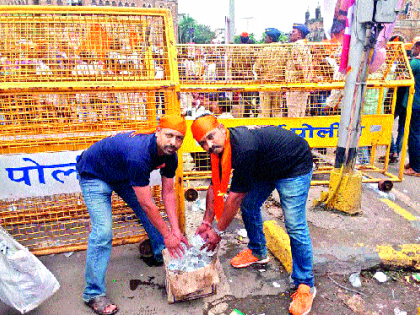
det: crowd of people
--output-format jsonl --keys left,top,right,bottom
{"left": 180, "top": 25, "right": 343, "bottom": 120}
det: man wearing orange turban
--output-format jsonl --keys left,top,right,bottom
{"left": 76, "top": 115, "right": 187, "bottom": 315}
{"left": 191, "top": 115, "right": 316, "bottom": 315}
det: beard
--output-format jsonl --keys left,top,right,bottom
{"left": 163, "top": 145, "right": 177, "bottom": 154}
{"left": 209, "top": 146, "right": 221, "bottom": 154}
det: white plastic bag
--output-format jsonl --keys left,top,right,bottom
{"left": 0, "top": 226, "right": 60, "bottom": 314}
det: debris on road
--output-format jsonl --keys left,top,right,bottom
{"left": 349, "top": 273, "right": 362, "bottom": 288}
{"left": 373, "top": 271, "right": 388, "bottom": 283}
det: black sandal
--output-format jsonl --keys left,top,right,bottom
{"left": 138, "top": 238, "right": 153, "bottom": 258}
{"left": 85, "top": 296, "right": 118, "bottom": 315}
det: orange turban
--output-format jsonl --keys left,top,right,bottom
{"left": 159, "top": 115, "right": 187, "bottom": 135}
{"left": 191, "top": 115, "right": 219, "bottom": 142}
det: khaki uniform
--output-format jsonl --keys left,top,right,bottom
{"left": 254, "top": 44, "right": 287, "bottom": 117}
{"left": 228, "top": 45, "right": 257, "bottom": 117}
{"left": 285, "top": 40, "right": 314, "bottom": 118}
{"left": 229, "top": 45, "right": 256, "bottom": 81}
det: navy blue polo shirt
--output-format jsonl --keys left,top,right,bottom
{"left": 228, "top": 126, "right": 313, "bottom": 193}
{"left": 76, "top": 132, "right": 178, "bottom": 187}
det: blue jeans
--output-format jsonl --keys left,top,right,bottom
{"left": 390, "top": 103, "right": 407, "bottom": 155}
{"left": 240, "top": 171, "right": 314, "bottom": 288}
{"left": 409, "top": 108, "right": 420, "bottom": 172}
{"left": 78, "top": 176, "right": 165, "bottom": 302}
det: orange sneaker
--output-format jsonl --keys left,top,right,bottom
{"left": 230, "top": 249, "right": 269, "bottom": 268}
{"left": 289, "top": 284, "right": 316, "bottom": 315}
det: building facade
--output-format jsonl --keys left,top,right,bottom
{"left": 0, "top": 0, "right": 178, "bottom": 40}
{"left": 393, "top": 0, "right": 420, "bottom": 43}
{"left": 304, "top": 1, "right": 420, "bottom": 44}
{"left": 305, "top": 4, "right": 325, "bottom": 42}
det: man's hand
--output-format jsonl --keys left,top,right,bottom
{"left": 202, "top": 228, "right": 221, "bottom": 252}
{"left": 173, "top": 228, "right": 190, "bottom": 249}
{"left": 196, "top": 221, "right": 212, "bottom": 239}
{"left": 163, "top": 232, "right": 185, "bottom": 259}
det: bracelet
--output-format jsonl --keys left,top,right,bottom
{"left": 212, "top": 224, "right": 225, "bottom": 237}
{"left": 338, "top": 9, "right": 347, "bottom": 16}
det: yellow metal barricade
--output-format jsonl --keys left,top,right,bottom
{"left": 176, "top": 42, "right": 414, "bottom": 195}
{"left": 0, "top": 6, "right": 182, "bottom": 255}
{"left": 0, "top": 6, "right": 179, "bottom": 90}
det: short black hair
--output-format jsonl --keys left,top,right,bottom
{"left": 218, "top": 97, "right": 232, "bottom": 113}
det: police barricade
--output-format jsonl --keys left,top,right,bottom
{"left": 0, "top": 6, "right": 183, "bottom": 254}
{"left": 176, "top": 42, "right": 414, "bottom": 200}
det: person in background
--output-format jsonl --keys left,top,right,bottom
{"left": 229, "top": 31, "right": 257, "bottom": 117}
{"left": 76, "top": 115, "right": 188, "bottom": 315}
{"left": 286, "top": 23, "right": 313, "bottom": 118}
{"left": 240, "top": 32, "right": 249, "bottom": 44}
{"left": 380, "top": 85, "right": 408, "bottom": 164}
{"left": 254, "top": 28, "right": 286, "bottom": 117}
{"left": 405, "top": 40, "right": 420, "bottom": 177}
{"left": 385, "top": 36, "right": 410, "bottom": 164}
{"left": 210, "top": 96, "right": 234, "bottom": 119}
{"left": 191, "top": 115, "right": 316, "bottom": 315}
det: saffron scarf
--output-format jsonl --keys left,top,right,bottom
{"left": 211, "top": 129, "right": 231, "bottom": 220}
{"left": 191, "top": 115, "right": 231, "bottom": 220}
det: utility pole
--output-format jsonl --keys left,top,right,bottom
{"left": 228, "top": 0, "right": 235, "bottom": 43}
{"left": 316, "top": 0, "right": 400, "bottom": 214}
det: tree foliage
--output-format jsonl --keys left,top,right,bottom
{"left": 178, "top": 14, "right": 216, "bottom": 44}
{"left": 193, "top": 24, "right": 216, "bottom": 44}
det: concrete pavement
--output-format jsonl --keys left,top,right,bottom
{"left": 265, "top": 182, "right": 420, "bottom": 276}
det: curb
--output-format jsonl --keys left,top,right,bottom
{"left": 376, "top": 244, "right": 420, "bottom": 269}
{"left": 263, "top": 220, "right": 420, "bottom": 273}
{"left": 263, "top": 220, "right": 292, "bottom": 273}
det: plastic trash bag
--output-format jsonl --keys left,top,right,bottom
{"left": 0, "top": 226, "right": 60, "bottom": 314}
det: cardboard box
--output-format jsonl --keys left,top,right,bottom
{"left": 162, "top": 248, "right": 219, "bottom": 303}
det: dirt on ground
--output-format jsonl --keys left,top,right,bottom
{"left": 204, "top": 266, "right": 420, "bottom": 315}
{"left": 312, "top": 270, "right": 420, "bottom": 315}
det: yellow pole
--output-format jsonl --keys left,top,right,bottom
{"left": 399, "top": 86, "right": 414, "bottom": 179}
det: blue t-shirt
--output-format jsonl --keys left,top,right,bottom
{"left": 76, "top": 132, "right": 178, "bottom": 187}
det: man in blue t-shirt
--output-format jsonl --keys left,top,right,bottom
{"left": 77, "top": 115, "right": 188, "bottom": 315}
{"left": 191, "top": 115, "right": 315, "bottom": 315}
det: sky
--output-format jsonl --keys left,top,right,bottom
{"left": 178, "top": 0, "right": 322, "bottom": 39}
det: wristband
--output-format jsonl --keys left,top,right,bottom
{"left": 338, "top": 9, "right": 347, "bottom": 16}
{"left": 212, "top": 224, "right": 225, "bottom": 237}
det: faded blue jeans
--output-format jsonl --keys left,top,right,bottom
{"left": 78, "top": 176, "right": 165, "bottom": 302}
{"left": 240, "top": 171, "right": 314, "bottom": 288}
